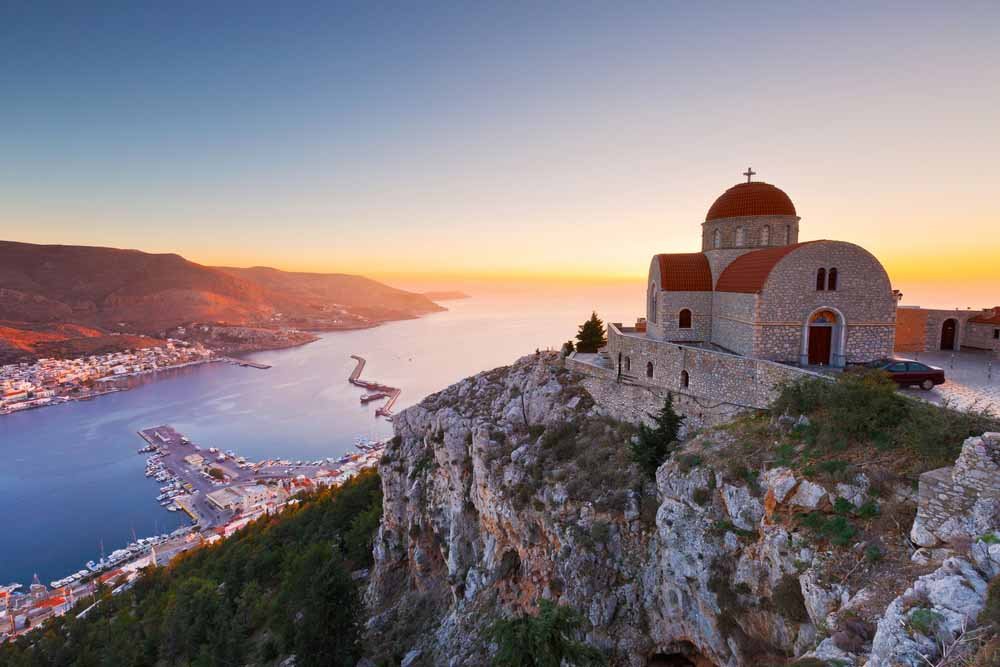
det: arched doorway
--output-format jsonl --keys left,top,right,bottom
{"left": 803, "top": 309, "right": 845, "bottom": 367}
{"left": 941, "top": 318, "right": 958, "bottom": 350}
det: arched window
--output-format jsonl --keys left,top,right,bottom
{"left": 827, "top": 268, "right": 838, "bottom": 291}
{"left": 678, "top": 309, "right": 692, "bottom": 329}
{"left": 761, "top": 225, "right": 770, "bottom": 246}
{"left": 625, "top": 356, "right": 631, "bottom": 372}
{"left": 816, "top": 268, "right": 827, "bottom": 291}
{"left": 735, "top": 226, "right": 745, "bottom": 246}
{"left": 785, "top": 224, "right": 791, "bottom": 243}
{"left": 680, "top": 370, "right": 690, "bottom": 388}
{"left": 646, "top": 361, "right": 654, "bottom": 378}
{"left": 648, "top": 283, "right": 657, "bottom": 323}
{"left": 713, "top": 229, "right": 721, "bottom": 249}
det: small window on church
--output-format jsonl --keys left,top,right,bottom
{"left": 761, "top": 226, "right": 770, "bottom": 246}
{"left": 735, "top": 226, "right": 745, "bottom": 246}
{"left": 681, "top": 370, "right": 689, "bottom": 388}
{"left": 828, "top": 268, "right": 838, "bottom": 291}
{"left": 646, "top": 361, "right": 654, "bottom": 378}
{"left": 678, "top": 309, "right": 692, "bottom": 329}
{"left": 816, "top": 268, "right": 827, "bottom": 291}
{"left": 625, "top": 356, "right": 631, "bottom": 371}
{"left": 713, "top": 229, "right": 721, "bottom": 249}
{"left": 648, "top": 283, "right": 657, "bottom": 323}
{"left": 994, "top": 329, "right": 999, "bottom": 340}
{"left": 785, "top": 224, "right": 791, "bottom": 243}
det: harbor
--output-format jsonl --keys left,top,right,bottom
{"left": 349, "top": 354, "right": 401, "bottom": 417}
{"left": 2, "top": 424, "right": 385, "bottom": 641}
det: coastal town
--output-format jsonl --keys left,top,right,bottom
{"left": 0, "top": 424, "right": 385, "bottom": 641}
{"left": 0, "top": 340, "right": 215, "bottom": 415}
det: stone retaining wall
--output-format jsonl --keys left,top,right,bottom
{"left": 910, "top": 432, "right": 1000, "bottom": 547}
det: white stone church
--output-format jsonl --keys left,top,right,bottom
{"left": 579, "top": 172, "right": 899, "bottom": 409}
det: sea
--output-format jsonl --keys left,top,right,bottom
{"left": 0, "top": 285, "right": 640, "bottom": 587}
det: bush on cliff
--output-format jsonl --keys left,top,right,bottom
{"left": 773, "top": 370, "right": 998, "bottom": 469}
{"left": 574, "top": 311, "right": 607, "bottom": 353}
{"left": 631, "top": 393, "right": 685, "bottom": 478}
{"left": 486, "top": 599, "right": 606, "bottom": 667}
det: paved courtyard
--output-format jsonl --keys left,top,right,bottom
{"left": 899, "top": 349, "right": 1000, "bottom": 416}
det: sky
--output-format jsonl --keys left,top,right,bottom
{"left": 1, "top": 1, "right": 997, "bottom": 307}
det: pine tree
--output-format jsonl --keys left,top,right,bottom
{"left": 487, "top": 599, "right": 606, "bottom": 667}
{"left": 575, "top": 312, "right": 607, "bottom": 353}
{"left": 631, "top": 393, "right": 685, "bottom": 478}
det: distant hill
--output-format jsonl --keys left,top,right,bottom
{"left": 0, "top": 240, "right": 444, "bottom": 362}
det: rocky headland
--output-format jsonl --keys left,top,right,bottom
{"left": 364, "top": 352, "right": 1000, "bottom": 667}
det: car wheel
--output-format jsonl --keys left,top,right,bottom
{"left": 921, "top": 379, "right": 934, "bottom": 391}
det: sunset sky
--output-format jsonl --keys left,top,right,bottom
{"left": 1, "top": 2, "right": 997, "bottom": 307}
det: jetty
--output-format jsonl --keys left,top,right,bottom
{"left": 222, "top": 357, "right": 272, "bottom": 370}
{"left": 349, "top": 355, "right": 401, "bottom": 418}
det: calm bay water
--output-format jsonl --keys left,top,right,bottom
{"left": 0, "top": 286, "right": 639, "bottom": 586}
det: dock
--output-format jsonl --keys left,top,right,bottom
{"left": 348, "top": 355, "right": 401, "bottom": 418}
{"left": 222, "top": 357, "right": 272, "bottom": 370}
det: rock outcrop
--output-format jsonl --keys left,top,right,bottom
{"left": 365, "top": 353, "right": 1000, "bottom": 667}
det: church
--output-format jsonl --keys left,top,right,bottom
{"left": 599, "top": 171, "right": 897, "bottom": 401}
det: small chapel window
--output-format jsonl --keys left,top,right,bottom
{"left": 681, "top": 370, "right": 690, "bottom": 388}
{"left": 735, "top": 226, "right": 745, "bottom": 246}
{"left": 678, "top": 309, "right": 692, "bottom": 329}
{"left": 785, "top": 224, "right": 791, "bottom": 243}
{"left": 993, "top": 329, "right": 999, "bottom": 339}
{"left": 625, "top": 356, "right": 631, "bottom": 371}
{"left": 646, "top": 361, "right": 654, "bottom": 378}
{"left": 816, "top": 268, "right": 827, "bottom": 291}
{"left": 761, "top": 226, "right": 770, "bottom": 246}
{"left": 713, "top": 229, "right": 721, "bottom": 249}
{"left": 827, "top": 268, "right": 838, "bottom": 291}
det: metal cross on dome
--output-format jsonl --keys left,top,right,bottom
{"left": 743, "top": 167, "right": 756, "bottom": 183}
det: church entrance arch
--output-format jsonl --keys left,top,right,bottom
{"left": 941, "top": 318, "right": 958, "bottom": 350}
{"left": 802, "top": 308, "right": 845, "bottom": 367}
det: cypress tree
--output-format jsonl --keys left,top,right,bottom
{"left": 575, "top": 312, "right": 607, "bottom": 353}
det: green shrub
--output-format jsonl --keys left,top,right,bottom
{"left": 908, "top": 608, "right": 943, "bottom": 637}
{"left": 678, "top": 453, "right": 703, "bottom": 473}
{"left": 833, "top": 497, "right": 854, "bottom": 515}
{"left": 631, "top": 394, "right": 685, "bottom": 478}
{"left": 980, "top": 576, "right": 1000, "bottom": 629}
{"left": 486, "top": 599, "right": 606, "bottom": 667}
{"left": 864, "top": 543, "right": 883, "bottom": 563}
{"left": 692, "top": 487, "right": 712, "bottom": 506}
{"left": 856, "top": 500, "right": 880, "bottom": 520}
{"left": 801, "top": 512, "right": 857, "bottom": 547}
{"left": 772, "top": 372, "right": 999, "bottom": 469}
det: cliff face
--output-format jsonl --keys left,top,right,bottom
{"left": 366, "top": 353, "right": 999, "bottom": 667}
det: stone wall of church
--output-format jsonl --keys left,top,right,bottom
{"left": 756, "top": 241, "right": 896, "bottom": 362}
{"left": 648, "top": 291, "right": 713, "bottom": 342}
{"left": 711, "top": 292, "right": 757, "bottom": 356}
{"left": 700, "top": 214, "right": 799, "bottom": 253}
{"left": 702, "top": 249, "right": 754, "bottom": 286}
{"left": 601, "top": 323, "right": 821, "bottom": 409}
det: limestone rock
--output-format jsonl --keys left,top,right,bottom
{"left": 789, "top": 480, "right": 827, "bottom": 510}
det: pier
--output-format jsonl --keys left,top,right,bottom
{"left": 221, "top": 357, "right": 272, "bottom": 370}
{"left": 348, "top": 355, "right": 401, "bottom": 417}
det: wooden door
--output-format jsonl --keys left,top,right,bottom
{"left": 808, "top": 326, "right": 832, "bottom": 365}
{"left": 941, "top": 319, "right": 957, "bottom": 350}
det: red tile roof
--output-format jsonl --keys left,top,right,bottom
{"left": 706, "top": 181, "right": 796, "bottom": 221}
{"left": 715, "top": 242, "right": 818, "bottom": 293}
{"left": 970, "top": 308, "right": 1000, "bottom": 324}
{"left": 655, "top": 253, "right": 713, "bottom": 291}
{"left": 35, "top": 596, "right": 67, "bottom": 609}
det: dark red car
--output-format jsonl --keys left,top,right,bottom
{"left": 864, "top": 358, "right": 946, "bottom": 390}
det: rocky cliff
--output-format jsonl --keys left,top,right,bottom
{"left": 365, "top": 353, "right": 999, "bottom": 667}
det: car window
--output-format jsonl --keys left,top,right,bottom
{"left": 887, "top": 363, "right": 908, "bottom": 372}
{"left": 907, "top": 362, "right": 930, "bottom": 372}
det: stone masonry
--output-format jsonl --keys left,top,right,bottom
{"left": 910, "top": 432, "right": 1000, "bottom": 547}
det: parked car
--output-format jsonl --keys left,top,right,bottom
{"left": 863, "top": 358, "right": 945, "bottom": 390}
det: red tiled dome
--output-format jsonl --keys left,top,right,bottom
{"left": 706, "top": 182, "right": 796, "bottom": 221}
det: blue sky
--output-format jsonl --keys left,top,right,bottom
{"left": 1, "top": 2, "right": 998, "bottom": 304}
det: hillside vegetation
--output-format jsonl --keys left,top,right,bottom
{"left": 0, "top": 470, "right": 382, "bottom": 667}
